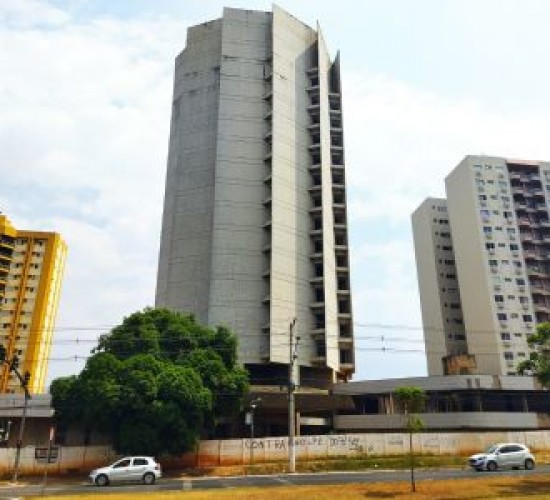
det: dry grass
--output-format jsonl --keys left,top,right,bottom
{"left": 31, "top": 474, "right": 550, "bottom": 500}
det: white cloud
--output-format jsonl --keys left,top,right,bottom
{"left": 344, "top": 70, "right": 550, "bottom": 223}
{"left": 0, "top": 0, "right": 71, "bottom": 29}
{"left": 0, "top": 1, "right": 188, "bottom": 383}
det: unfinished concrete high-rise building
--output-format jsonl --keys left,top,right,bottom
{"left": 413, "top": 155, "right": 550, "bottom": 377}
{"left": 155, "top": 6, "right": 354, "bottom": 386}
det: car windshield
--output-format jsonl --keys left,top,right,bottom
{"left": 484, "top": 445, "right": 498, "bottom": 454}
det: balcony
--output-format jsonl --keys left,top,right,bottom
{"left": 527, "top": 268, "right": 545, "bottom": 277}
{"left": 307, "top": 103, "right": 321, "bottom": 113}
{"left": 309, "top": 251, "right": 323, "bottom": 261}
{"left": 340, "top": 362, "right": 354, "bottom": 372}
{"left": 306, "top": 84, "right": 320, "bottom": 93}
{"left": 312, "top": 355, "right": 326, "bottom": 366}
{"left": 520, "top": 233, "right": 533, "bottom": 242}
{"left": 512, "top": 186, "right": 525, "bottom": 195}
{"left": 309, "top": 275, "right": 324, "bottom": 284}
{"left": 309, "top": 205, "right": 322, "bottom": 215}
{"left": 306, "top": 67, "right": 319, "bottom": 75}
{"left": 311, "top": 328, "right": 325, "bottom": 339}
{"left": 338, "top": 336, "right": 353, "bottom": 347}
{"left": 310, "top": 301, "right": 325, "bottom": 310}
{"left": 534, "top": 302, "right": 550, "bottom": 312}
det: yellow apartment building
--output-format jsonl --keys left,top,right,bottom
{"left": 0, "top": 215, "right": 66, "bottom": 394}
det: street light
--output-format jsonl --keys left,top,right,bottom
{"left": 249, "top": 397, "right": 262, "bottom": 468}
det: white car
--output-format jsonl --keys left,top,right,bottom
{"left": 89, "top": 456, "right": 162, "bottom": 486}
{"left": 468, "top": 443, "right": 535, "bottom": 471}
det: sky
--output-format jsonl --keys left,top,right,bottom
{"left": 2, "top": 0, "right": 550, "bottom": 386}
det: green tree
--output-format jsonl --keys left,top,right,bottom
{"left": 518, "top": 322, "right": 550, "bottom": 388}
{"left": 51, "top": 308, "right": 249, "bottom": 456}
{"left": 394, "top": 386, "right": 426, "bottom": 493}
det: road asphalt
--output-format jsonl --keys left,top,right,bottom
{"left": 0, "top": 464, "right": 548, "bottom": 498}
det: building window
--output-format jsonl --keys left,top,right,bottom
{"left": 494, "top": 295, "right": 504, "bottom": 302}
{"left": 504, "top": 352, "right": 514, "bottom": 360}
{"left": 523, "top": 315, "right": 533, "bottom": 322}
{"left": 497, "top": 313, "right": 507, "bottom": 321}
{"left": 501, "top": 333, "right": 511, "bottom": 341}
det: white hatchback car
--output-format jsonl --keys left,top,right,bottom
{"left": 468, "top": 443, "right": 535, "bottom": 471}
{"left": 89, "top": 456, "right": 162, "bottom": 486}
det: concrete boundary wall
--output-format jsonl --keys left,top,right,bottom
{"left": 1, "top": 430, "right": 550, "bottom": 475}
{"left": 195, "top": 430, "right": 550, "bottom": 467}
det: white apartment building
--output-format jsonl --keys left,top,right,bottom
{"left": 411, "top": 198, "right": 469, "bottom": 376}
{"left": 155, "top": 6, "right": 354, "bottom": 386}
{"left": 413, "top": 155, "right": 550, "bottom": 376}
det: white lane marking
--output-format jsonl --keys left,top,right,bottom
{"left": 273, "top": 477, "right": 292, "bottom": 484}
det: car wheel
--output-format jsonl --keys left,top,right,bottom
{"left": 95, "top": 474, "right": 109, "bottom": 487}
{"left": 525, "top": 458, "right": 535, "bottom": 470}
{"left": 486, "top": 461, "right": 498, "bottom": 472}
{"left": 143, "top": 472, "right": 155, "bottom": 485}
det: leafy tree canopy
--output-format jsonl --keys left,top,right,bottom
{"left": 518, "top": 322, "right": 550, "bottom": 388}
{"left": 50, "top": 308, "right": 249, "bottom": 455}
{"left": 394, "top": 386, "right": 426, "bottom": 418}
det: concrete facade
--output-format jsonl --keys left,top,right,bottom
{"left": 412, "top": 198, "right": 467, "bottom": 375}
{"left": 156, "top": 7, "right": 354, "bottom": 384}
{"left": 332, "top": 375, "right": 550, "bottom": 432}
{"left": 413, "top": 155, "right": 550, "bottom": 376}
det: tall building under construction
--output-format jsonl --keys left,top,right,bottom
{"left": 0, "top": 215, "right": 66, "bottom": 393}
{"left": 156, "top": 6, "right": 354, "bottom": 385}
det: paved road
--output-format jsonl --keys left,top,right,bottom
{"left": 1, "top": 465, "right": 549, "bottom": 498}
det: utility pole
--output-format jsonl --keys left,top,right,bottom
{"left": 0, "top": 348, "right": 31, "bottom": 484}
{"left": 12, "top": 363, "right": 31, "bottom": 484}
{"left": 288, "top": 317, "right": 297, "bottom": 473}
{"left": 249, "top": 398, "right": 261, "bottom": 468}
